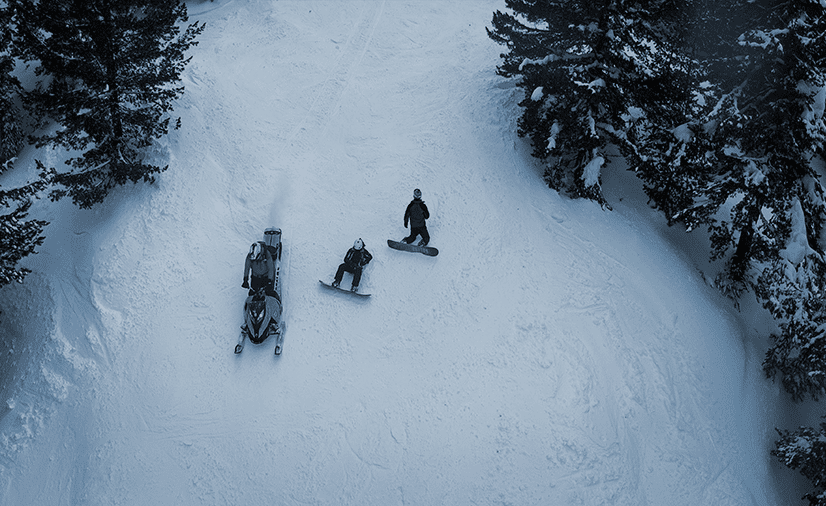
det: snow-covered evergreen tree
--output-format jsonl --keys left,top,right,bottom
{"left": 0, "top": 3, "right": 49, "bottom": 293}
{"left": 772, "top": 419, "right": 826, "bottom": 506}
{"left": 487, "top": 0, "right": 693, "bottom": 207}
{"left": 11, "top": 0, "right": 204, "bottom": 208}
{"left": 749, "top": 1, "right": 826, "bottom": 405}
{"left": 758, "top": 255, "right": 826, "bottom": 401}
{"left": 0, "top": 161, "right": 50, "bottom": 289}
{"left": 688, "top": 0, "right": 826, "bottom": 402}
{"left": 641, "top": 0, "right": 826, "bottom": 296}
{"left": 488, "top": 0, "right": 826, "bottom": 417}
{"left": 0, "top": 4, "right": 23, "bottom": 164}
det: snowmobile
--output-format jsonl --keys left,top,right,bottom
{"left": 236, "top": 227, "right": 285, "bottom": 355}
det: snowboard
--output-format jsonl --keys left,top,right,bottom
{"left": 387, "top": 239, "right": 438, "bottom": 256}
{"left": 319, "top": 280, "right": 371, "bottom": 298}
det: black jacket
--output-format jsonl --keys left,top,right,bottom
{"left": 404, "top": 198, "right": 430, "bottom": 228}
{"left": 344, "top": 247, "right": 372, "bottom": 269}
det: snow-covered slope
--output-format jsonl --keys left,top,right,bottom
{"left": 0, "top": 1, "right": 805, "bottom": 504}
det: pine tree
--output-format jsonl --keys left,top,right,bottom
{"left": 488, "top": 0, "right": 693, "bottom": 207}
{"left": 652, "top": 0, "right": 826, "bottom": 402}
{"left": 772, "top": 419, "right": 826, "bottom": 506}
{"left": 758, "top": 255, "right": 826, "bottom": 401}
{"left": 0, "top": 3, "right": 49, "bottom": 292}
{"left": 0, "top": 4, "right": 23, "bottom": 164}
{"left": 639, "top": 0, "right": 826, "bottom": 296}
{"left": 0, "top": 161, "right": 50, "bottom": 289}
{"left": 11, "top": 0, "right": 204, "bottom": 208}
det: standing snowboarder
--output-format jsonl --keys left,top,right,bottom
{"left": 402, "top": 188, "right": 430, "bottom": 246}
{"left": 332, "top": 239, "right": 372, "bottom": 292}
{"left": 243, "top": 241, "right": 276, "bottom": 298}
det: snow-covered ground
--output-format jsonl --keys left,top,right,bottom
{"left": 0, "top": 1, "right": 812, "bottom": 504}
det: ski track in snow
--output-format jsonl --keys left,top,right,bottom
{"left": 0, "top": 1, "right": 804, "bottom": 505}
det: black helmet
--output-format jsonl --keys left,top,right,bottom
{"left": 413, "top": 188, "right": 422, "bottom": 199}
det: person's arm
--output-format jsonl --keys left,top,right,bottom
{"left": 404, "top": 202, "right": 411, "bottom": 228}
{"left": 243, "top": 256, "right": 251, "bottom": 286}
{"left": 421, "top": 202, "right": 430, "bottom": 220}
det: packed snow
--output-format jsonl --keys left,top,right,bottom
{"left": 0, "top": 1, "right": 812, "bottom": 504}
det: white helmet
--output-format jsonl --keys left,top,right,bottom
{"left": 250, "top": 242, "right": 263, "bottom": 260}
{"left": 354, "top": 238, "right": 364, "bottom": 250}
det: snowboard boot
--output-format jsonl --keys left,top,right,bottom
{"left": 351, "top": 285, "right": 359, "bottom": 293}
{"left": 332, "top": 281, "right": 340, "bottom": 288}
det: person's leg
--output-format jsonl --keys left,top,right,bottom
{"left": 404, "top": 227, "right": 422, "bottom": 244}
{"left": 352, "top": 267, "right": 363, "bottom": 288}
{"left": 251, "top": 275, "right": 267, "bottom": 294}
{"left": 333, "top": 263, "right": 347, "bottom": 286}
{"left": 419, "top": 226, "right": 430, "bottom": 246}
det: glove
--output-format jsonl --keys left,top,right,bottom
{"left": 242, "top": 280, "right": 249, "bottom": 289}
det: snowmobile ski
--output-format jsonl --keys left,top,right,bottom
{"left": 319, "top": 279, "right": 371, "bottom": 297}
{"left": 235, "top": 329, "right": 246, "bottom": 354}
{"left": 274, "top": 322, "right": 285, "bottom": 355}
{"left": 387, "top": 239, "right": 438, "bottom": 256}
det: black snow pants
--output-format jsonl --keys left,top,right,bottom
{"left": 251, "top": 274, "right": 279, "bottom": 300}
{"left": 334, "top": 263, "right": 363, "bottom": 288}
{"left": 403, "top": 226, "right": 430, "bottom": 246}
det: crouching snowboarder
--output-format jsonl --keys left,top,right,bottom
{"left": 332, "top": 239, "right": 372, "bottom": 292}
{"left": 402, "top": 188, "right": 430, "bottom": 246}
